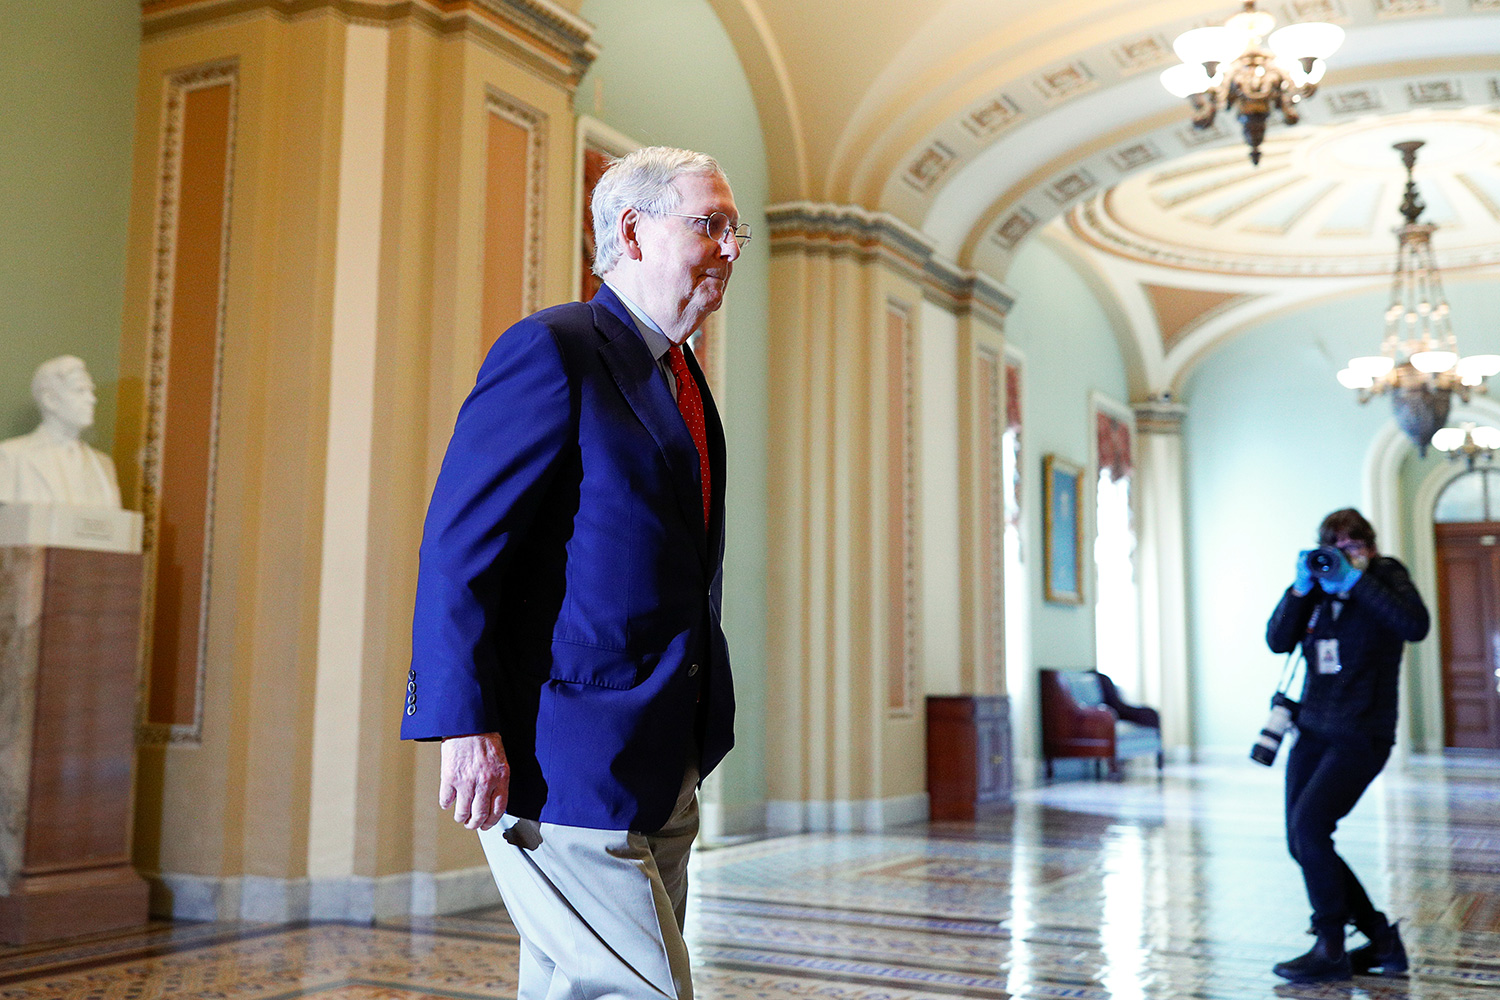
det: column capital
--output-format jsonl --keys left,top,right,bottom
{"left": 1133, "top": 394, "right": 1185, "bottom": 435}
{"left": 142, "top": 0, "right": 599, "bottom": 89}
{"left": 766, "top": 202, "right": 1014, "bottom": 325}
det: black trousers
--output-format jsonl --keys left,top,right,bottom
{"left": 1284, "top": 728, "right": 1391, "bottom": 937}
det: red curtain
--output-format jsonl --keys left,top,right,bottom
{"left": 1097, "top": 411, "right": 1132, "bottom": 483}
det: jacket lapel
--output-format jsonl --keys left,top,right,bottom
{"left": 590, "top": 286, "right": 711, "bottom": 561}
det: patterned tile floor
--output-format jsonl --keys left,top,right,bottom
{"left": 4, "top": 757, "right": 1500, "bottom": 998}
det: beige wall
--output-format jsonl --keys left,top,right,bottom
{"left": 764, "top": 207, "right": 1011, "bottom": 830}
{"left": 120, "top": 1, "right": 591, "bottom": 919}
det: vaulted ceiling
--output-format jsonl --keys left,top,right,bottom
{"left": 702, "top": 0, "right": 1500, "bottom": 392}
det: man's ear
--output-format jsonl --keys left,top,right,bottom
{"left": 619, "top": 208, "right": 645, "bottom": 261}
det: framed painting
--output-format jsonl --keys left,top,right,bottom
{"left": 1043, "top": 454, "right": 1084, "bottom": 604}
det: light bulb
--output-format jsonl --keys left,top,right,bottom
{"left": 1431, "top": 427, "right": 1465, "bottom": 452}
{"left": 1173, "top": 26, "right": 1243, "bottom": 66}
{"left": 1268, "top": 22, "right": 1344, "bottom": 60}
{"left": 1161, "top": 63, "right": 1215, "bottom": 97}
{"left": 1411, "top": 350, "right": 1458, "bottom": 373}
{"left": 1458, "top": 354, "right": 1500, "bottom": 379}
{"left": 1337, "top": 367, "right": 1376, "bottom": 389}
{"left": 1348, "top": 356, "right": 1394, "bottom": 378}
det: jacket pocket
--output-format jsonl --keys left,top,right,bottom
{"left": 548, "top": 637, "right": 657, "bottom": 690}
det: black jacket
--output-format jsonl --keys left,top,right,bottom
{"left": 1266, "top": 556, "right": 1429, "bottom": 742}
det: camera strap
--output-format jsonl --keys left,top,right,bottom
{"left": 1275, "top": 649, "right": 1305, "bottom": 698}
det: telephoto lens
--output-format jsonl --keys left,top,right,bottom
{"left": 1305, "top": 545, "right": 1342, "bottom": 578}
{"left": 1250, "top": 692, "right": 1299, "bottom": 766}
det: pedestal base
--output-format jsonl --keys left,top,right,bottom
{"left": 0, "top": 545, "right": 148, "bottom": 945}
{"left": 0, "top": 865, "right": 149, "bottom": 944}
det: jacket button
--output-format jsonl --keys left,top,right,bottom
{"left": 688, "top": 663, "right": 700, "bottom": 677}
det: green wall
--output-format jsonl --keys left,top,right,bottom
{"left": 0, "top": 2, "right": 139, "bottom": 447}
{"left": 576, "top": 0, "right": 771, "bottom": 826}
{"left": 1183, "top": 277, "right": 1500, "bottom": 754}
{"left": 1003, "top": 235, "right": 1132, "bottom": 674}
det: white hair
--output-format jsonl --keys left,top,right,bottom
{"left": 591, "top": 146, "right": 725, "bottom": 277}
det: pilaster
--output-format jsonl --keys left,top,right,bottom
{"left": 1132, "top": 396, "right": 1192, "bottom": 753}
{"left": 765, "top": 203, "right": 1013, "bottom": 829}
{"left": 120, "top": 0, "right": 593, "bottom": 919}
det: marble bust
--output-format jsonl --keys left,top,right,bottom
{"left": 0, "top": 356, "right": 121, "bottom": 508}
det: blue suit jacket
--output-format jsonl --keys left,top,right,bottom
{"left": 402, "top": 285, "right": 734, "bottom": 833}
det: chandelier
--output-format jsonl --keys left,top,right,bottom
{"left": 1433, "top": 423, "right": 1500, "bottom": 469}
{"left": 1337, "top": 141, "right": 1500, "bottom": 455}
{"left": 1160, "top": 1, "right": 1343, "bottom": 165}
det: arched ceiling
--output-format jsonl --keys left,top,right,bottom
{"left": 703, "top": 0, "right": 1500, "bottom": 392}
{"left": 1071, "top": 106, "right": 1500, "bottom": 277}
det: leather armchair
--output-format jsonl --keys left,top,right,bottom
{"left": 1039, "top": 668, "right": 1163, "bottom": 780}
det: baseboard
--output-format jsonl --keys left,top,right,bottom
{"left": 146, "top": 866, "right": 500, "bottom": 921}
{"left": 409, "top": 865, "right": 501, "bottom": 916}
{"left": 765, "top": 793, "right": 928, "bottom": 832}
{"left": 148, "top": 871, "right": 241, "bottom": 921}
{"left": 700, "top": 798, "right": 767, "bottom": 844}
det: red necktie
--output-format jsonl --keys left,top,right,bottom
{"left": 667, "top": 344, "right": 711, "bottom": 529}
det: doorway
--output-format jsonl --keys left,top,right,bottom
{"left": 1435, "top": 523, "right": 1500, "bottom": 749}
{"left": 1433, "top": 468, "right": 1500, "bottom": 749}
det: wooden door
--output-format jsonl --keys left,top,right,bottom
{"left": 1435, "top": 522, "right": 1500, "bottom": 749}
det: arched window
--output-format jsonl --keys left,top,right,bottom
{"left": 1434, "top": 468, "right": 1500, "bottom": 523}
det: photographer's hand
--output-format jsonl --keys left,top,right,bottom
{"left": 1293, "top": 550, "right": 1318, "bottom": 596}
{"left": 1320, "top": 550, "right": 1363, "bottom": 595}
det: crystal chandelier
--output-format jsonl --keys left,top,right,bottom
{"left": 1433, "top": 423, "right": 1500, "bottom": 469}
{"left": 1160, "top": 1, "right": 1343, "bottom": 165}
{"left": 1337, "top": 141, "right": 1500, "bottom": 456}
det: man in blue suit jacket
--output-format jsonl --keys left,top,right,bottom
{"left": 403, "top": 146, "right": 742, "bottom": 999}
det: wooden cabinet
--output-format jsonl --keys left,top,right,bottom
{"left": 926, "top": 695, "right": 1011, "bottom": 820}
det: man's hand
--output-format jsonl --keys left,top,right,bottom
{"left": 439, "top": 732, "right": 509, "bottom": 831}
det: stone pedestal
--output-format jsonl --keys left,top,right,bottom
{"left": 0, "top": 506, "right": 148, "bottom": 944}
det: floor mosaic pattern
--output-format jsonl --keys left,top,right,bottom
{"left": 5, "top": 757, "right": 1500, "bottom": 998}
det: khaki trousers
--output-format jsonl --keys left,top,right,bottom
{"left": 477, "top": 767, "right": 700, "bottom": 1000}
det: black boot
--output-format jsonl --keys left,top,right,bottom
{"left": 1273, "top": 932, "right": 1352, "bottom": 982}
{"left": 1349, "top": 919, "right": 1407, "bottom": 975}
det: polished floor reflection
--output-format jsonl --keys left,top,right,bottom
{"left": 3, "top": 756, "right": 1500, "bottom": 998}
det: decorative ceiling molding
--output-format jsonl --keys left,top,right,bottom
{"left": 767, "top": 202, "right": 1014, "bottom": 324}
{"left": 954, "top": 72, "right": 1500, "bottom": 281}
{"left": 1063, "top": 107, "right": 1500, "bottom": 279}
{"left": 140, "top": 0, "right": 598, "bottom": 87}
{"left": 877, "top": 9, "right": 1500, "bottom": 246}
{"left": 903, "top": 141, "right": 959, "bottom": 193}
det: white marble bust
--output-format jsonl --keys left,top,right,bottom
{"left": 0, "top": 356, "right": 121, "bottom": 508}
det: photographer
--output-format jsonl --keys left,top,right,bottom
{"left": 1264, "top": 508, "right": 1428, "bottom": 983}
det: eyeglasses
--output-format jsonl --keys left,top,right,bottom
{"left": 652, "top": 211, "right": 752, "bottom": 247}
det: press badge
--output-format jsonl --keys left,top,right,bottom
{"left": 1315, "top": 638, "right": 1342, "bottom": 675}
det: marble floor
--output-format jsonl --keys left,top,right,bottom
{"left": 4, "top": 756, "right": 1500, "bottom": 999}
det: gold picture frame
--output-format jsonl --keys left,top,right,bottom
{"left": 1043, "top": 454, "right": 1084, "bottom": 605}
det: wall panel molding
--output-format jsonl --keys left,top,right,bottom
{"left": 138, "top": 58, "right": 239, "bottom": 746}
{"left": 484, "top": 88, "right": 547, "bottom": 328}
{"left": 885, "top": 300, "right": 917, "bottom": 717}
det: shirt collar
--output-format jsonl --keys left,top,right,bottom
{"left": 604, "top": 281, "right": 672, "bottom": 363}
